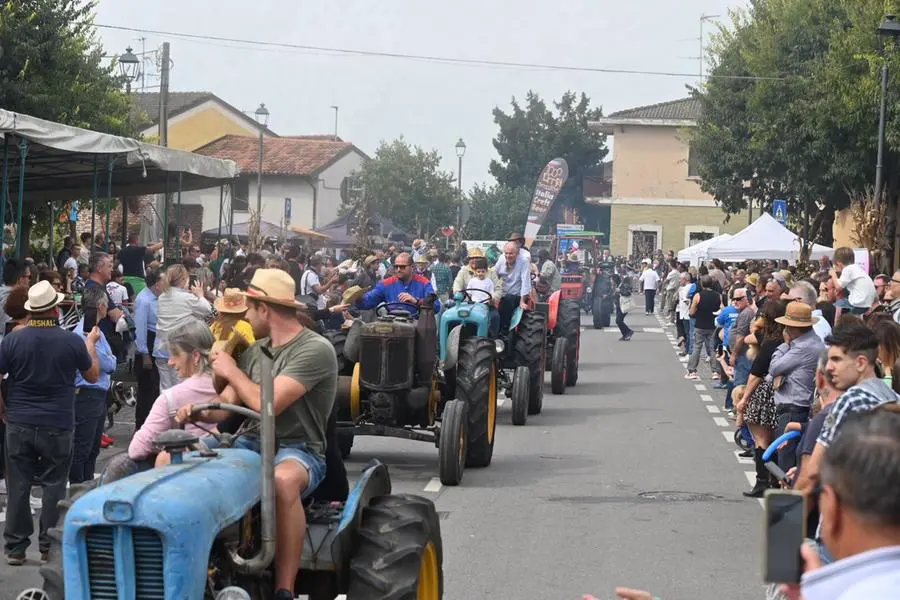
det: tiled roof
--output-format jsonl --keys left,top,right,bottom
{"left": 607, "top": 97, "right": 700, "bottom": 121}
{"left": 193, "top": 135, "right": 355, "bottom": 177}
{"left": 131, "top": 91, "right": 277, "bottom": 134}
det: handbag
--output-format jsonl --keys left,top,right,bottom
{"left": 619, "top": 296, "right": 633, "bottom": 313}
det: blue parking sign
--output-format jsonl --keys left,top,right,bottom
{"left": 772, "top": 199, "right": 787, "bottom": 225}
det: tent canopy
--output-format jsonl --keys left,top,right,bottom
{"left": 315, "top": 211, "right": 413, "bottom": 248}
{"left": 0, "top": 109, "right": 238, "bottom": 204}
{"left": 705, "top": 213, "right": 832, "bottom": 263}
{"left": 202, "top": 220, "right": 303, "bottom": 242}
{"left": 677, "top": 233, "right": 732, "bottom": 265}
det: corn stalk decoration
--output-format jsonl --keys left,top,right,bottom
{"left": 247, "top": 209, "right": 264, "bottom": 253}
{"left": 848, "top": 188, "right": 890, "bottom": 269}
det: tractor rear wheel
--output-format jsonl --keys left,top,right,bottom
{"left": 550, "top": 337, "right": 568, "bottom": 395}
{"left": 514, "top": 311, "right": 546, "bottom": 415}
{"left": 510, "top": 366, "right": 529, "bottom": 426}
{"left": 556, "top": 299, "right": 581, "bottom": 386}
{"left": 348, "top": 494, "right": 443, "bottom": 600}
{"left": 456, "top": 337, "right": 498, "bottom": 468}
{"left": 323, "top": 330, "right": 353, "bottom": 376}
{"left": 40, "top": 480, "right": 101, "bottom": 600}
{"left": 592, "top": 293, "right": 603, "bottom": 329}
{"left": 438, "top": 399, "right": 467, "bottom": 486}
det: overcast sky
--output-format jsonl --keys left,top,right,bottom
{"left": 95, "top": 0, "right": 740, "bottom": 188}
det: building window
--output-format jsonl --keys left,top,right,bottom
{"left": 232, "top": 178, "right": 249, "bottom": 212}
{"left": 687, "top": 143, "right": 700, "bottom": 178}
{"left": 684, "top": 226, "right": 719, "bottom": 249}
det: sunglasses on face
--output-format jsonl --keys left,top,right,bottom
{"left": 393, "top": 263, "right": 410, "bottom": 269}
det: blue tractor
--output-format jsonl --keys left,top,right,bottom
{"left": 27, "top": 349, "right": 444, "bottom": 600}
{"left": 333, "top": 300, "right": 498, "bottom": 487}
{"left": 440, "top": 289, "right": 541, "bottom": 427}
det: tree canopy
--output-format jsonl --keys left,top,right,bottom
{"left": 693, "top": 0, "right": 900, "bottom": 244}
{"left": 463, "top": 184, "right": 532, "bottom": 240}
{"left": 354, "top": 138, "right": 460, "bottom": 240}
{"left": 488, "top": 91, "right": 608, "bottom": 224}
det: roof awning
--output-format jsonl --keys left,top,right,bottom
{"left": 0, "top": 109, "right": 238, "bottom": 204}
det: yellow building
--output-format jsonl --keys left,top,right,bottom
{"left": 588, "top": 98, "right": 747, "bottom": 257}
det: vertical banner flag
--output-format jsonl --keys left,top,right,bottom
{"left": 523, "top": 158, "right": 568, "bottom": 249}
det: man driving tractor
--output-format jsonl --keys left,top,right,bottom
{"left": 175, "top": 268, "right": 338, "bottom": 600}
{"left": 356, "top": 251, "right": 441, "bottom": 316}
{"left": 495, "top": 241, "right": 532, "bottom": 334}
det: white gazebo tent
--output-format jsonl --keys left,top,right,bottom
{"left": 705, "top": 213, "right": 832, "bottom": 263}
{"left": 677, "top": 233, "right": 733, "bottom": 266}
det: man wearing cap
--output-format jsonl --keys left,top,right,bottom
{"left": 507, "top": 232, "right": 532, "bottom": 263}
{"left": 357, "top": 252, "right": 440, "bottom": 318}
{"left": 177, "top": 269, "right": 337, "bottom": 600}
{"left": 0, "top": 280, "right": 102, "bottom": 565}
{"left": 768, "top": 301, "right": 826, "bottom": 473}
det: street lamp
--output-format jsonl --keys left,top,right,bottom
{"left": 455, "top": 138, "right": 466, "bottom": 230}
{"left": 254, "top": 103, "right": 270, "bottom": 217}
{"left": 118, "top": 47, "right": 140, "bottom": 93}
{"left": 875, "top": 15, "right": 900, "bottom": 206}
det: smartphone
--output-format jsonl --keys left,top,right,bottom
{"left": 763, "top": 490, "right": 807, "bottom": 583}
{"left": 189, "top": 275, "right": 199, "bottom": 288}
{"left": 82, "top": 306, "right": 98, "bottom": 334}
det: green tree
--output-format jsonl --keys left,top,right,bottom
{"left": 490, "top": 91, "right": 608, "bottom": 217}
{"left": 355, "top": 138, "right": 460, "bottom": 239}
{"left": 694, "top": 0, "right": 900, "bottom": 246}
{"left": 464, "top": 184, "right": 532, "bottom": 239}
{"left": 0, "top": 0, "right": 137, "bottom": 256}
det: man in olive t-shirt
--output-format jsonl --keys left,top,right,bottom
{"left": 177, "top": 269, "right": 336, "bottom": 600}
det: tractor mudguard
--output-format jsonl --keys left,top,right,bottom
{"left": 443, "top": 324, "right": 463, "bottom": 371}
{"left": 510, "top": 306, "right": 524, "bottom": 331}
{"left": 343, "top": 320, "right": 362, "bottom": 363}
{"left": 547, "top": 290, "right": 561, "bottom": 331}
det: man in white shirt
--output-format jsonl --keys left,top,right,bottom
{"left": 830, "top": 247, "right": 876, "bottom": 315}
{"left": 639, "top": 265, "right": 660, "bottom": 315}
{"left": 63, "top": 245, "right": 81, "bottom": 272}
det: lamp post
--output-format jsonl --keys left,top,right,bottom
{"left": 875, "top": 15, "right": 900, "bottom": 207}
{"left": 455, "top": 138, "right": 466, "bottom": 231}
{"left": 118, "top": 47, "right": 140, "bottom": 93}
{"left": 254, "top": 103, "right": 270, "bottom": 217}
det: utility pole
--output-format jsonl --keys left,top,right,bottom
{"left": 699, "top": 14, "right": 721, "bottom": 81}
{"left": 331, "top": 106, "right": 339, "bottom": 140}
{"left": 154, "top": 42, "right": 171, "bottom": 249}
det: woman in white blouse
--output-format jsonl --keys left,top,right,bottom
{"left": 154, "top": 263, "right": 212, "bottom": 390}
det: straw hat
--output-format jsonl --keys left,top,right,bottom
{"left": 467, "top": 247, "right": 485, "bottom": 258}
{"left": 364, "top": 255, "right": 379, "bottom": 267}
{"left": 215, "top": 288, "right": 249, "bottom": 314}
{"left": 414, "top": 254, "right": 429, "bottom": 265}
{"left": 507, "top": 232, "right": 525, "bottom": 242}
{"left": 243, "top": 269, "right": 302, "bottom": 308}
{"left": 775, "top": 302, "right": 820, "bottom": 328}
{"left": 342, "top": 285, "right": 368, "bottom": 305}
{"left": 24, "top": 280, "right": 65, "bottom": 312}
{"left": 747, "top": 273, "right": 760, "bottom": 286}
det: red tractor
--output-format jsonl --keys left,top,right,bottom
{"left": 538, "top": 291, "right": 581, "bottom": 394}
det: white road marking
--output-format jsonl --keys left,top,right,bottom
{"left": 712, "top": 416, "right": 730, "bottom": 427}
{"left": 497, "top": 397, "right": 507, "bottom": 407}
{"left": 423, "top": 478, "right": 442, "bottom": 493}
{"left": 734, "top": 449, "right": 754, "bottom": 465}
{"left": 744, "top": 471, "right": 756, "bottom": 486}
{"left": 679, "top": 356, "right": 688, "bottom": 362}
{"left": 699, "top": 394, "right": 714, "bottom": 402}
{"left": 722, "top": 430, "right": 734, "bottom": 442}
{"left": 706, "top": 405, "right": 721, "bottom": 414}
{"left": 695, "top": 384, "right": 707, "bottom": 391}
{"left": 642, "top": 327, "right": 664, "bottom": 333}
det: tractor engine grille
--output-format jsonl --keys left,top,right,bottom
{"left": 85, "top": 526, "right": 165, "bottom": 599}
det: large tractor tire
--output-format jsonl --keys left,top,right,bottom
{"left": 592, "top": 293, "right": 603, "bottom": 329}
{"left": 510, "top": 366, "right": 529, "bottom": 426}
{"left": 438, "top": 399, "right": 467, "bottom": 486}
{"left": 514, "top": 311, "right": 546, "bottom": 415}
{"left": 323, "top": 330, "right": 353, "bottom": 376}
{"left": 348, "top": 494, "right": 443, "bottom": 600}
{"left": 41, "top": 480, "right": 101, "bottom": 600}
{"left": 455, "top": 337, "right": 498, "bottom": 468}
{"left": 550, "top": 337, "right": 568, "bottom": 395}
{"left": 556, "top": 299, "right": 581, "bottom": 386}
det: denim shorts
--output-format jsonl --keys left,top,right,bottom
{"left": 201, "top": 435, "right": 326, "bottom": 498}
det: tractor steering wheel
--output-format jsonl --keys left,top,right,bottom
{"left": 375, "top": 301, "right": 420, "bottom": 318}
{"left": 459, "top": 288, "right": 493, "bottom": 304}
{"left": 187, "top": 402, "right": 262, "bottom": 448}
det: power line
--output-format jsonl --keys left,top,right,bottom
{"left": 96, "top": 23, "right": 787, "bottom": 81}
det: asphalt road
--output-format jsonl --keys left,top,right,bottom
{"left": 0, "top": 307, "right": 764, "bottom": 600}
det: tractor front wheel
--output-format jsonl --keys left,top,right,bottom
{"left": 510, "top": 366, "right": 529, "bottom": 426}
{"left": 348, "top": 494, "right": 443, "bottom": 600}
{"left": 514, "top": 311, "right": 546, "bottom": 415}
{"left": 550, "top": 338, "right": 568, "bottom": 395}
{"left": 438, "top": 400, "right": 467, "bottom": 486}
{"left": 456, "top": 337, "right": 498, "bottom": 468}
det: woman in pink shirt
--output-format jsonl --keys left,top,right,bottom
{"left": 128, "top": 319, "right": 220, "bottom": 464}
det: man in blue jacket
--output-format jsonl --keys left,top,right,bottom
{"left": 357, "top": 252, "right": 440, "bottom": 317}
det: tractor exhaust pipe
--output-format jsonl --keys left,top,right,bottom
{"left": 228, "top": 348, "right": 277, "bottom": 574}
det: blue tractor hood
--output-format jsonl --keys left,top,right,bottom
{"left": 63, "top": 448, "right": 262, "bottom": 600}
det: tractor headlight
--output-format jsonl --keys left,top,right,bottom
{"left": 495, "top": 339, "right": 505, "bottom": 355}
{"left": 216, "top": 587, "right": 252, "bottom": 600}
{"left": 458, "top": 309, "right": 470, "bottom": 318}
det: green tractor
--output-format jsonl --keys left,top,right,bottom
{"left": 333, "top": 300, "right": 498, "bottom": 486}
